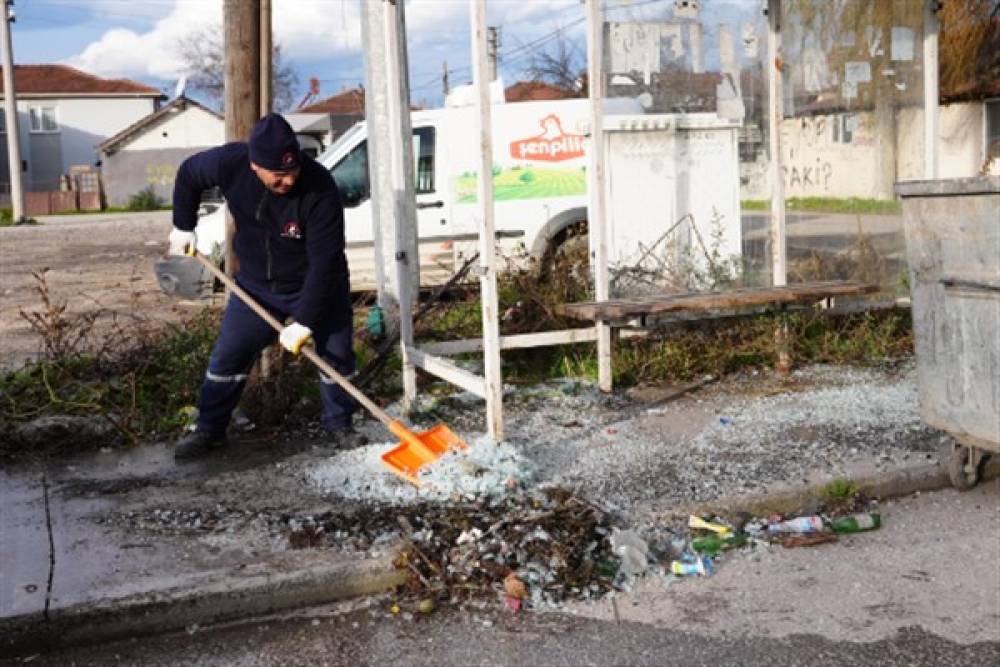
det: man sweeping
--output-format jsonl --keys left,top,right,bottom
{"left": 167, "top": 112, "right": 365, "bottom": 460}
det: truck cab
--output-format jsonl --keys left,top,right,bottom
{"left": 155, "top": 95, "right": 742, "bottom": 299}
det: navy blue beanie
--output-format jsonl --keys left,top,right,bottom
{"left": 248, "top": 113, "right": 301, "bottom": 171}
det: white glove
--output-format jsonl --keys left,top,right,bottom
{"left": 168, "top": 228, "right": 196, "bottom": 256}
{"left": 279, "top": 322, "right": 313, "bottom": 355}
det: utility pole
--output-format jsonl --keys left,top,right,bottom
{"left": 224, "top": 0, "right": 260, "bottom": 141}
{"left": 487, "top": 26, "right": 499, "bottom": 81}
{"left": 223, "top": 0, "right": 261, "bottom": 278}
{"left": 442, "top": 60, "right": 449, "bottom": 97}
{"left": 260, "top": 0, "right": 272, "bottom": 115}
{"left": 1, "top": 0, "right": 25, "bottom": 224}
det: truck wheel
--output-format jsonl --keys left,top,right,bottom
{"left": 948, "top": 445, "right": 980, "bottom": 491}
{"left": 542, "top": 221, "right": 588, "bottom": 280}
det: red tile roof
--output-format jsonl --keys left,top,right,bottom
{"left": 505, "top": 80, "right": 577, "bottom": 102}
{"left": 298, "top": 87, "right": 366, "bottom": 114}
{"left": 296, "top": 86, "right": 422, "bottom": 114}
{"left": 0, "top": 64, "right": 163, "bottom": 96}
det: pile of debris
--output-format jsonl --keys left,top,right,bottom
{"left": 286, "top": 487, "right": 621, "bottom": 609}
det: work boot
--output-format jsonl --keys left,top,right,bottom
{"left": 327, "top": 427, "right": 368, "bottom": 451}
{"left": 174, "top": 430, "right": 228, "bottom": 460}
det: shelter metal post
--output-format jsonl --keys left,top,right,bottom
{"left": 471, "top": 0, "right": 504, "bottom": 440}
{"left": 585, "top": 0, "right": 613, "bottom": 393}
{"left": 766, "top": 0, "right": 787, "bottom": 287}
{"left": 361, "top": 0, "right": 419, "bottom": 411}
{"left": 923, "top": 0, "right": 939, "bottom": 179}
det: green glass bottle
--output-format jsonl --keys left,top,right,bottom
{"left": 829, "top": 513, "right": 881, "bottom": 534}
{"left": 691, "top": 533, "right": 748, "bottom": 556}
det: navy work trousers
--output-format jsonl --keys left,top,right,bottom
{"left": 196, "top": 275, "right": 357, "bottom": 435}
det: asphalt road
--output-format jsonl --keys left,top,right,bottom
{"left": 11, "top": 483, "right": 998, "bottom": 666}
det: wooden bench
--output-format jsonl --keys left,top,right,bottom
{"left": 558, "top": 281, "right": 880, "bottom": 375}
{"left": 558, "top": 281, "right": 879, "bottom": 324}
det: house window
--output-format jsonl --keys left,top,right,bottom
{"left": 832, "top": 113, "right": 854, "bottom": 144}
{"left": 986, "top": 99, "right": 1000, "bottom": 160}
{"left": 29, "top": 106, "right": 59, "bottom": 133}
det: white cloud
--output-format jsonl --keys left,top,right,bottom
{"left": 63, "top": 1, "right": 221, "bottom": 79}
{"left": 62, "top": 0, "right": 584, "bottom": 83}
{"left": 270, "top": 0, "right": 361, "bottom": 61}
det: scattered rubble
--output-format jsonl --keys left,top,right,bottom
{"left": 305, "top": 435, "right": 535, "bottom": 504}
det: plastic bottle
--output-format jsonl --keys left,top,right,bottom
{"left": 767, "top": 516, "right": 824, "bottom": 534}
{"left": 688, "top": 515, "right": 731, "bottom": 535}
{"left": 691, "top": 533, "right": 748, "bottom": 556}
{"left": 670, "top": 556, "right": 714, "bottom": 577}
{"left": 829, "top": 513, "right": 881, "bottom": 533}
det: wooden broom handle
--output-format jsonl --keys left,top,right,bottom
{"left": 193, "top": 253, "right": 395, "bottom": 428}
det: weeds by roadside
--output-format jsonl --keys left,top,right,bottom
{"left": 0, "top": 207, "right": 38, "bottom": 226}
{"left": 741, "top": 197, "right": 902, "bottom": 215}
{"left": 2, "top": 252, "right": 913, "bottom": 461}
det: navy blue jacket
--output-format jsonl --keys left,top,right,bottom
{"left": 173, "top": 142, "right": 348, "bottom": 330}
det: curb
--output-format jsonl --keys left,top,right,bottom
{"left": 3, "top": 457, "right": 996, "bottom": 658}
{"left": 0, "top": 550, "right": 405, "bottom": 658}
{"left": 682, "top": 456, "right": 1000, "bottom": 519}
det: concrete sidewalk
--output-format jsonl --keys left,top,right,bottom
{"left": 0, "top": 436, "right": 404, "bottom": 656}
{"left": 2, "top": 365, "right": 996, "bottom": 657}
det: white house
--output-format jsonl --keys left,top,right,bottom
{"left": 97, "top": 95, "right": 224, "bottom": 206}
{"left": 0, "top": 64, "right": 164, "bottom": 193}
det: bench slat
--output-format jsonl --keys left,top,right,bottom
{"left": 558, "top": 281, "right": 879, "bottom": 320}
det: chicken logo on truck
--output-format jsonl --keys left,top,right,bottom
{"left": 509, "top": 115, "right": 585, "bottom": 162}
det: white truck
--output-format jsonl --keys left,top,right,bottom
{"left": 155, "top": 92, "right": 741, "bottom": 298}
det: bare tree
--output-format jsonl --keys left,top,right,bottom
{"left": 176, "top": 26, "right": 299, "bottom": 112}
{"left": 523, "top": 29, "right": 586, "bottom": 95}
{"left": 940, "top": 0, "right": 999, "bottom": 99}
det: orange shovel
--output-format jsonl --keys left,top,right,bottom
{"left": 193, "top": 253, "right": 468, "bottom": 486}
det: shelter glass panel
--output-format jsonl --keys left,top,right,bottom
{"left": 779, "top": 0, "right": 927, "bottom": 295}
{"left": 601, "top": 0, "right": 774, "bottom": 297}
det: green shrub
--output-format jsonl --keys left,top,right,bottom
{"left": 127, "top": 185, "right": 165, "bottom": 211}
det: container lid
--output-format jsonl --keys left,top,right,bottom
{"left": 896, "top": 177, "right": 1000, "bottom": 198}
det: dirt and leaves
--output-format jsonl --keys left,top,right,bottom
{"left": 289, "top": 487, "right": 622, "bottom": 608}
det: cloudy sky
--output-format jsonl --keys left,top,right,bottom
{"left": 11, "top": 0, "right": 647, "bottom": 108}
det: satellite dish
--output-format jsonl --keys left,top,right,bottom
{"left": 173, "top": 76, "right": 188, "bottom": 99}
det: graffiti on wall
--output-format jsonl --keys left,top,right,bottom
{"left": 781, "top": 158, "right": 833, "bottom": 190}
{"left": 778, "top": 114, "right": 861, "bottom": 194}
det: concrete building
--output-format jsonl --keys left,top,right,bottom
{"left": 0, "top": 64, "right": 164, "bottom": 192}
{"left": 740, "top": 90, "right": 999, "bottom": 201}
{"left": 96, "top": 95, "right": 223, "bottom": 207}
